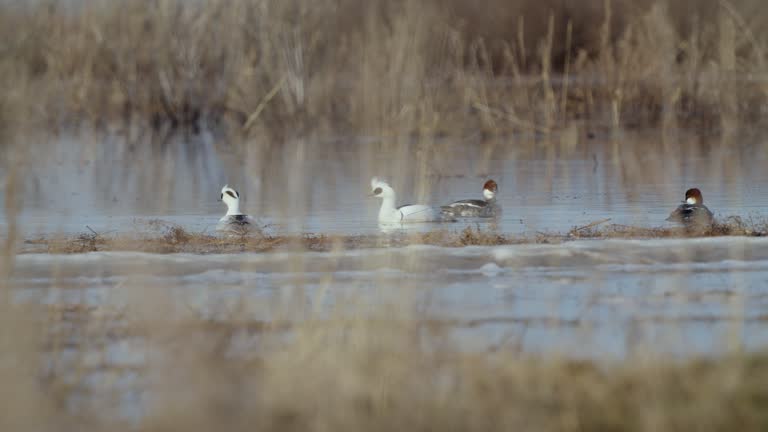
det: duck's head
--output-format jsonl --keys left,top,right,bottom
{"left": 483, "top": 179, "right": 498, "bottom": 200}
{"left": 685, "top": 188, "right": 704, "bottom": 205}
{"left": 370, "top": 177, "right": 395, "bottom": 199}
{"left": 220, "top": 184, "right": 241, "bottom": 208}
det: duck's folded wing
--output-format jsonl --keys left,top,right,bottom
{"left": 218, "top": 214, "right": 253, "bottom": 225}
{"left": 666, "top": 204, "right": 714, "bottom": 224}
{"left": 443, "top": 199, "right": 486, "bottom": 208}
{"left": 397, "top": 204, "right": 437, "bottom": 221}
{"left": 665, "top": 204, "right": 690, "bottom": 222}
{"left": 230, "top": 215, "right": 251, "bottom": 225}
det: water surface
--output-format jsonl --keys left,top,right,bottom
{"left": 5, "top": 133, "right": 768, "bottom": 236}
{"left": 5, "top": 131, "right": 768, "bottom": 420}
{"left": 4, "top": 132, "right": 768, "bottom": 360}
{"left": 14, "top": 237, "right": 768, "bottom": 357}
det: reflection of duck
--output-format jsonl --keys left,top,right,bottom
{"left": 666, "top": 188, "right": 714, "bottom": 227}
{"left": 441, "top": 179, "right": 501, "bottom": 218}
{"left": 370, "top": 177, "right": 453, "bottom": 223}
{"left": 217, "top": 185, "right": 254, "bottom": 232}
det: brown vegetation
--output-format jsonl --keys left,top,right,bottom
{"left": 2, "top": 299, "right": 765, "bottom": 431}
{"left": 1, "top": 0, "right": 767, "bottom": 140}
{"left": 20, "top": 217, "right": 768, "bottom": 254}
{"left": 567, "top": 216, "right": 768, "bottom": 239}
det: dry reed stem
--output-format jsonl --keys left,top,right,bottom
{"left": 0, "top": 0, "right": 766, "bottom": 140}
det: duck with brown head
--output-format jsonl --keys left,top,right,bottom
{"left": 666, "top": 188, "right": 714, "bottom": 227}
{"left": 441, "top": 179, "right": 502, "bottom": 218}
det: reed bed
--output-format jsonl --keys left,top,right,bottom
{"left": 1, "top": 0, "right": 767, "bottom": 142}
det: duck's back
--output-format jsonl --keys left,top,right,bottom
{"left": 220, "top": 214, "right": 251, "bottom": 225}
{"left": 217, "top": 214, "right": 255, "bottom": 234}
{"left": 441, "top": 199, "right": 500, "bottom": 218}
{"left": 666, "top": 204, "right": 714, "bottom": 225}
{"left": 397, "top": 204, "right": 441, "bottom": 222}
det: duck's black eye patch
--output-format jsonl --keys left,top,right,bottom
{"left": 373, "top": 187, "right": 382, "bottom": 195}
{"left": 220, "top": 193, "right": 223, "bottom": 200}
{"left": 226, "top": 190, "right": 237, "bottom": 199}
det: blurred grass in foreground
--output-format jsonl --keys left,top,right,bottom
{"left": 4, "top": 300, "right": 768, "bottom": 431}
{"left": 3, "top": 219, "right": 768, "bottom": 430}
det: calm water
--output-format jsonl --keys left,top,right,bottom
{"left": 4, "top": 131, "right": 768, "bottom": 420}
{"left": 3, "top": 132, "right": 768, "bottom": 357}
{"left": 12, "top": 237, "right": 768, "bottom": 421}
{"left": 13, "top": 238, "right": 768, "bottom": 356}
{"left": 6, "top": 133, "right": 768, "bottom": 236}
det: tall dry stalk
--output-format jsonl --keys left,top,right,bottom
{"left": 0, "top": 0, "right": 765, "bottom": 150}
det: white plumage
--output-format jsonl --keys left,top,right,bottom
{"left": 370, "top": 177, "right": 452, "bottom": 223}
{"left": 217, "top": 184, "right": 255, "bottom": 233}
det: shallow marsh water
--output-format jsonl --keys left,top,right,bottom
{"left": 10, "top": 236, "right": 768, "bottom": 420}
{"left": 7, "top": 132, "right": 768, "bottom": 236}
{"left": 3, "top": 132, "right": 768, "bottom": 357}
{"left": 14, "top": 237, "right": 768, "bottom": 355}
{"left": 4, "top": 131, "right": 768, "bottom": 421}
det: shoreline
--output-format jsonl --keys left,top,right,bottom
{"left": 17, "top": 219, "right": 768, "bottom": 254}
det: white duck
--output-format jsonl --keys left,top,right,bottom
{"left": 370, "top": 177, "right": 452, "bottom": 223}
{"left": 217, "top": 185, "right": 254, "bottom": 232}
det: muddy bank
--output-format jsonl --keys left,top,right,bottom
{"left": 19, "top": 217, "right": 768, "bottom": 254}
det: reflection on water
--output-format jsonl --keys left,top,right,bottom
{"left": 13, "top": 237, "right": 768, "bottom": 357}
{"left": 16, "top": 236, "right": 768, "bottom": 421}
{"left": 3, "top": 132, "right": 768, "bottom": 351}
{"left": 3, "top": 131, "right": 768, "bottom": 356}
{"left": 5, "top": 131, "right": 768, "bottom": 420}
{"left": 4, "top": 131, "right": 768, "bottom": 236}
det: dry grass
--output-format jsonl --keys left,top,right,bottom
{"left": 8, "top": 211, "right": 768, "bottom": 431}
{"left": 1, "top": 0, "right": 767, "bottom": 141}
{"left": 146, "top": 343, "right": 768, "bottom": 432}
{"left": 13, "top": 301, "right": 768, "bottom": 432}
{"left": 568, "top": 216, "right": 768, "bottom": 239}
{"left": 19, "top": 218, "right": 768, "bottom": 254}
{"left": 23, "top": 227, "right": 516, "bottom": 254}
